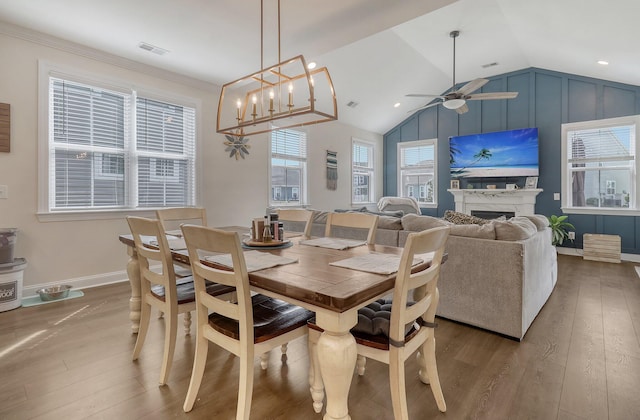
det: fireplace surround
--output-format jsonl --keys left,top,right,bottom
{"left": 448, "top": 188, "right": 542, "bottom": 216}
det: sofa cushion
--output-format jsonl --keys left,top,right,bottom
{"left": 522, "top": 214, "right": 549, "bottom": 231}
{"left": 444, "top": 210, "right": 491, "bottom": 225}
{"left": 494, "top": 218, "right": 537, "bottom": 240}
{"left": 376, "top": 215, "right": 403, "bottom": 230}
{"left": 450, "top": 223, "right": 496, "bottom": 239}
{"left": 401, "top": 214, "right": 450, "bottom": 232}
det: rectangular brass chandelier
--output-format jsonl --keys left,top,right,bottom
{"left": 216, "top": 1, "right": 337, "bottom": 136}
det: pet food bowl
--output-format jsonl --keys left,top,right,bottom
{"left": 36, "top": 285, "right": 72, "bottom": 301}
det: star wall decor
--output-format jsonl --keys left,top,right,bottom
{"left": 224, "top": 135, "right": 250, "bottom": 160}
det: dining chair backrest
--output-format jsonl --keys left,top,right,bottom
{"left": 127, "top": 216, "right": 177, "bottom": 299}
{"left": 156, "top": 207, "right": 207, "bottom": 233}
{"left": 325, "top": 212, "right": 379, "bottom": 245}
{"left": 181, "top": 225, "right": 252, "bottom": 343}
{"left": 390, "top": 225, "right": 450, "bottom": 346}
{"left": 180, "top": 224, "right": 312, "bottom": 418}
{"left": 126, "top": 216, "right": 183, "bottom": 385}
{"left": 276, "top": 208, "right": 314, "bottom": 239}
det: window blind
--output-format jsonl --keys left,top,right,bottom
{"left": 48, "top": 77, "right": 196, "bottom": 211}
{"left": 136, "top": 97, "right": 196, "bottom": 207}
{"left": 50, "top": 78, "right": 130, "bottom": 209}
{"left": 270, "top": 129, "right": 307, "bottom": 205}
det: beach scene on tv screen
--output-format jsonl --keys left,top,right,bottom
{"left": 449, "top": 128, "right": 539, "bottom": 178}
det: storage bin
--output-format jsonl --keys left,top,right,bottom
{"left": 0, "top": 258, "right": 27, "bottom": 312}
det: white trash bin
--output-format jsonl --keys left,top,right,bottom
{"left": 0, "top": 258, "right": 27, "bottom": 312}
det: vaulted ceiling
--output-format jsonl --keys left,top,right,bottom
{"left": 1, "top": 0, "right": 638, "bottom": 134}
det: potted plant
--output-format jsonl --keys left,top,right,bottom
{"left": 548, "top": 215, "right": 575, "bottom": 246}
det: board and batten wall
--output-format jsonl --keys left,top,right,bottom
{"left": 0, "top": 27, "right": 382, "bottom": 293}
{"left": 384, "top": 67, "right": 640, "bottom": 256}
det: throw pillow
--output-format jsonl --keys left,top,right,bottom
{"left": 522, "top": 214, "right": 549, "bottom": 231}
{"left": 494, "top": 219, "right": 537, "bottom": 240}
{"left": 444, "top": 210, "right": 491, "bottom": 225}
{"left": 401, "top": 214, "right": 450, "bottom": 232}
{"left": 449, "top": 223, "right": 496, "bottom": 239}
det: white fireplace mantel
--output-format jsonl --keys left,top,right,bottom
{"left": 448, "top": 188, "right": 542, "bottom": 216}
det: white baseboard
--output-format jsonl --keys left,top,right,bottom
{"left": 555, "top": 246, "right": 640, "bottom": 263}
{"left": 22, "top": 270, "right": 129, "bottom": 297}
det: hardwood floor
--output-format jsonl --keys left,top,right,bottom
{"left": 1, "top": 254, "right": 639, "bottom": 419}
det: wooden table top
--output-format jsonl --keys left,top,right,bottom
{"left": 120, "top": 229, "right": 430, "bottom": 313}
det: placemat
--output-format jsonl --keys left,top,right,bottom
{"left": 21, "top": 290, "right": 85, "bottom": 307}
{"left": 300, "top": 237, "right": 366, "bottom": 250}
{"left": 205, "top": 250, "right": 298, "bottom": 272}
{"left": 329, "top": 253, "right": 423, "bottom": 275}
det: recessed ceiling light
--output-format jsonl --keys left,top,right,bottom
{"left": 597, "top": 60, "right": 609, "bottom": 65}
{"left": 394, "top": 102, "right": 401, "bottom": 108}
{"left": 307, "top": 62, "right": 317, "bottom": 69}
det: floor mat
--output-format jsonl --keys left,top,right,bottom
{"left": 21, "top": 290, "right": 84, "bottom": 307}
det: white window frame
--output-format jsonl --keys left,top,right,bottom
{"left": 561, "top": 114, "right": 640, "bottom": 216}
{"left": 351, "top": 138, "right": 375, "bottom": 204}
{"left": 397, "top": 139, "right": 438, "bottom": 208}
{"left": 269, "top": 127, "right": 308, "bottom": 207}
{"left": 37, "top": 61, "right": 201, "bottom": 221}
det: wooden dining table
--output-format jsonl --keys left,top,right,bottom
{"left": 119, "top": 227, "right": 434, "bottom": 420}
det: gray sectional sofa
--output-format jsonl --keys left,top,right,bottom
{"left": 286, "top": 210, "right": 557, "bottom": 340}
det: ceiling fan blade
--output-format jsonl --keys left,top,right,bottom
{"left": 455, "top": 78, "right": 489, "bottom": 96}
{"left": 466, "top": 92, "right": 519, "bottom": 100}
{"left": 405, "top": 93, "right": 445, "bottom": 98}
{"left": 407, "top": 101, "right": 440, "bottom": 113}
{"left": 455, "top": 103, "right": 469, "bottom": 114}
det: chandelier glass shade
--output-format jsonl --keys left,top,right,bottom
{"left": 216, "top": 1, "right": 337, "bottom": 136}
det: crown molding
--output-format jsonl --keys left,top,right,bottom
{"left": 0, "top": 20, "right": 218, "bottom": 93}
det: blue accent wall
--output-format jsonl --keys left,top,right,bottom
{"left": 383, "top": 67, "right": 640, "bottom": 254}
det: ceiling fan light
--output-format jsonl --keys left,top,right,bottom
{"left": 443, "top": 98, "right": 466, "bottom": 110}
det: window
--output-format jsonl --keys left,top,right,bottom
{"left": 352, "top": 139, "right": 375, "bottom": 203}
{"left": 562, "top": 115, "right": 639, "bottom": 214}
{"left": 41, "top": 69, "right": 196, "bottom": 216}
{"left": 270, "top": 128, "right": 307, "bottom": 206}
{"left": 398, "top": 139, "right": 437, "bottom": 206}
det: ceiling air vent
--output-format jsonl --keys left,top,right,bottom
{"left": 346, "top": 101, "right": 359, "bottom": 108}
{"left": 138, "top": 42, "right": 169, "bottom": 56}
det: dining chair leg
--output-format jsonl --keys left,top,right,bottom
{"left": 183, "top": 332, "right": 209, "bottom": 412}
{"left": 422, "top": 333, "right": 446, "bottom": 412}
{"left": 308, "top": 328, "right": 324, "bottom": 413}
{"left": 260, "top": 352, "right": 269, "bottom": 370}
{"left": 183, "top": 311, "right": 191, "bottom": 335}
{"left": 159, "top": 311, "right": 178, "bottom": 385}
{"left": 389, "top": 347, "right": 410, "bottom": 420}
{"left": 237, "top": 347, "right": 254, "bottom": 420}
{"left": 356, "top": 355, "right": 367, "bottom": 375}
{"left": 132, "top": 301, "right": 151, "bottom": 360}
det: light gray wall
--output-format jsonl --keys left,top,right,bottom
{"left": 0, "top": 32, "right": 382, "bottom": 292}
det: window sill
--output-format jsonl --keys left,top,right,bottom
{"left": 561, "top": 207, "right": 640, "bottom": 217}
{"left": 37, "top": 208, "right": 158, "bottom": 222}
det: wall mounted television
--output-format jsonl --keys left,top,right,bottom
{"left": 449, "top": 127, "right": 539, "bottom": 178}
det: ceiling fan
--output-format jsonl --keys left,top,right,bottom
{"left": 406, "top": 30, "right": 518, "bottom": 114}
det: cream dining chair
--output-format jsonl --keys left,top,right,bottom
{"left": 156, "top": 207, "right": 207, "bottom": 277}
{"left": 276, "top": 208, "right": 314, "bottom": 239}
{"left": 325, "top": 211, "right": 379, "bottom": 245}
{"left": 180, "top": 224, "right": 314, "bottom": 419}
{"left": 308, "top": 225, "right": 450, "bottom": 419}
{"left": 126, "top": 216, "right": 235, "bottom": 385}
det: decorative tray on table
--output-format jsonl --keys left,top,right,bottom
{"left": 241, "top": 239, "right": 292, "bottom": 249}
